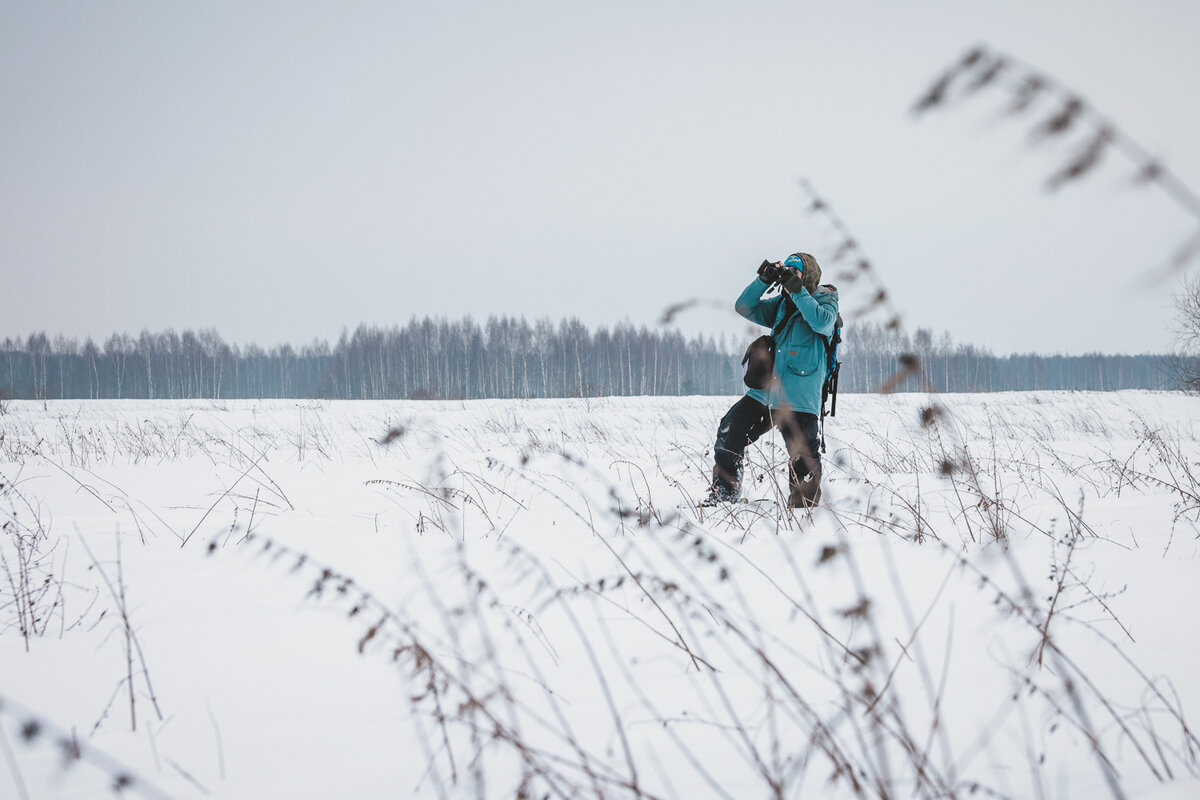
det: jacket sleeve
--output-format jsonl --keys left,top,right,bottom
{"left": 788, "top": 288, "right": 837, "bottom": 338}
{"left": 735, "top": 277, "right": 784, "bottom": 329}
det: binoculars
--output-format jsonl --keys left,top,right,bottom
{"left": 758, "top": 259, "right": 807, "bottom": 293}
{"left": 758, "top": 259, "right": 796, "bottom": 286}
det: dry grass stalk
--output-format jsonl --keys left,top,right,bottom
{"left": 913, "top": 42, "right": 1200, "bottom": 278}
{"left": 0, "top": 692, "right": 176, "bottom": 800}
{"left": 79, "top": 532, "right": 164, "bottom": 733}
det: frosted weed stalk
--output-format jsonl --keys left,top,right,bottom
{"left": 0, "top": 471, "right": 88, "bottom": 650}
{"left": 913, "top": 43, "right": 1200, "bottom": 277}
{"left": 189, "top": 395, "right": 1198, "bottom": 799}
{"left": 206, "top": 525, "right": 667, "bottom": 800}
{"left": 1106, "top": 421, "right": 1200, "bottom": 532}
{"left": 79, "top": 532, "right": 164, "bottom": 736}
{"left": 2, "top": 391, "right": 1192, "bottom": 797}
{"left": 0, "top": 692, "right": 176, "bottom": 800}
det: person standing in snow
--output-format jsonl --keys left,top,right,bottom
{"left": 702, "top": 253, "right": 840, "bottom": 509}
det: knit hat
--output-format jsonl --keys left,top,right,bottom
{"left": 785, "top": 252, "right": 822, "bottom": 293}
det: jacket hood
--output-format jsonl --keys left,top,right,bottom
{"left": 813, "top": 284, "right": 838, "bottom": 304}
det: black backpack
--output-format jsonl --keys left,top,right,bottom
{"left": 820, "top": 313, "right": 843, "bottom": 421}
{"left": 817, "top": 312, "right": 843, "bottom": 453}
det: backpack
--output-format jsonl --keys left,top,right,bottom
{"left": 820, "top": 312, "right": 843, "bottom": 420}
{"left": 818, "top": 312, "right": 843, "bottom": 453}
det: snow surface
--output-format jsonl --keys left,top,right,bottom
{"left": 1, "top": 392, "right": 1199, "bottom": 799}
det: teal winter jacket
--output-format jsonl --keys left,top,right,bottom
{"left": 736, "top": 277, "right": 839, "bottom": 415}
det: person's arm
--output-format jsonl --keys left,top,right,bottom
{"left": 787, "top": 288, "right": 837, "bottom": 337}
{"left": 735, "top": 277, "right": 784, "bottom": 328}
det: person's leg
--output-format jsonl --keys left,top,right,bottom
{"left": 776, "top": 409, "right": 822, "bottom": 508}
{"left": 708, "top": 396, "right": 773, "bottom": 501}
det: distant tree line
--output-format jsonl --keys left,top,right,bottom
{"left": 846, "top": 323, "right": 1172, "bottom": 393}
{"left": 0, "top": 317, "right": 1176, "bottom": 402}
{"left": 0, "top": 319, "right": 738, "bottom": 401}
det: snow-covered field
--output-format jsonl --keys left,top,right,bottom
{"left": 2, "top": 392, "right": 1198, "bottom": 799}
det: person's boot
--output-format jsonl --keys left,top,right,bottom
{"left": 700, "top": 467, "right": 739, "bottom": 506}
{"left": 789, "top": 475, "right": 822, "bottom": 509}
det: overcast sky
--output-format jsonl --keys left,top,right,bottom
{"left": 3, "top": 0, "right": 1198, "bottom": 355}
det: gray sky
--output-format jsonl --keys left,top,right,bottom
{"left": 3, "top": 0, "right": 1198, "bottom": 355}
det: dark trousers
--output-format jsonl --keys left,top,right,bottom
{"left": 712, "top": 396, "right": 821, "bottom": 497}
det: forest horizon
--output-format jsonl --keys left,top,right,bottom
{"left": 0, "top": 314, "right": 1178, "bottom": 402}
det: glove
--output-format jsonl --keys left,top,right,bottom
{"left": 780, "top": 269, "right": 806, "bottom": 293}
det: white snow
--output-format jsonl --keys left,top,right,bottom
{"left": 2, "top": 392, "right": 1198, "bottom": 799}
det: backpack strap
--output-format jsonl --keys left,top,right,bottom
{"left": 772, "top": 293, "right": 799, "bottom": 337}
{"left": 818, "top": 312, "right": 843, "bottom": 454}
